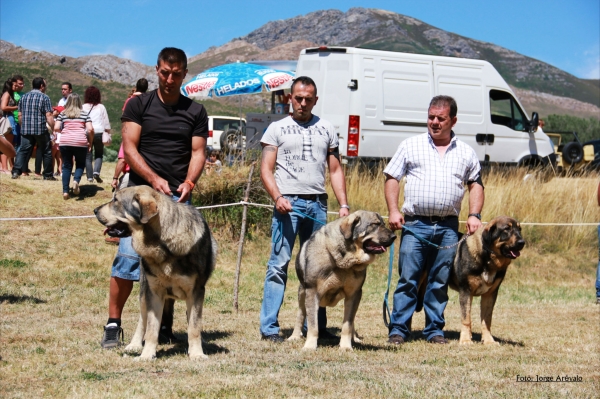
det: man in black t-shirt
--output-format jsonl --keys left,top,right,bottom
{"left": 101, "top": 47, "right": 209, "bottom": 349}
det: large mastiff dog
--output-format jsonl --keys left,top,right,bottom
{"left": 289, "top": 210, "right": 396, "bottom": 350}
{"left": 95, "top": 186, "right": 217, "bottom": 360}
{"left": 416, "top": 216, "right": 525, "bottom": 345}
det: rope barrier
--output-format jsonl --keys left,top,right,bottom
{"left": 0, "top": 201, "right": 598, "bottom": 226}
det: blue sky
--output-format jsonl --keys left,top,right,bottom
{"left": 1, "top": 0, "right": 598, "bottom": 79}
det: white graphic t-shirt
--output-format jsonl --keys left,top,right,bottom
{"left": 261, "top": 115, "right": 339, "bottom": 195}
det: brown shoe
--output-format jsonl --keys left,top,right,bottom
{"left": 387, "top": 334, "right": 405, "bottom": 345}
{"left": 428, "top": 335, "right": 448, "bottom": 344}
{"left": 105, "top": 236, "right": 120, "bottom": 245}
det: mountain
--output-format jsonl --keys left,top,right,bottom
{"left": 0, "top": 40, "right": 157, "bottom": 88}
{"left": 1, "top": 8, "right": 598, "bottom": 120}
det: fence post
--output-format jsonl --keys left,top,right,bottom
{"left": 233, "top": 162, "right": 256, "bottom": 312}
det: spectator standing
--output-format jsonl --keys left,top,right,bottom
{"left": 597, "top": 181, "right": 600, "bottom": 304}
{"left": 101, "top": 48, "right": 208, "bottom": 349}
{"left": 0, "top": 78, "right": 17, "bottom": 173}
{"left": 54, "top": 93, "right": 93, "bottom": 199}
{"left": 258, "top": 76, "right": 350, "bottom": 342}
{"left": 57, "top": 82, "right": 72, "bottom": 107}
{"left": 51, "top": 106, "right": 64, "bottom": 176}
{"left": 122, "top": 78, "right": 149, "bottom": 111}
{"left": 383, "top": 95, "right": 484, "bottom": 345}
{"left": 82, "top": 86, "right": 111, "bottom": 183}
{"left": 11, "top": 77, "right": 55, "bottom": 180}
{"left": 11, "top": 75, "right": 24, "bottom": 151}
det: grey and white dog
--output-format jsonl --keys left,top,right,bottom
{"left": 95, "top": 186, "right": 217, "bottom": 360}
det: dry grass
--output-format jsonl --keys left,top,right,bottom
{"left": 1, "top": 162, "right": 599, "bottom": 398}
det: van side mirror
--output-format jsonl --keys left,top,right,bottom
{"left": 529, "top": 112, "right": 539, "bottom": 133}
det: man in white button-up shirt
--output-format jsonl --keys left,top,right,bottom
{"left": 384, "top": 95, "right": 484, "bottom": 345}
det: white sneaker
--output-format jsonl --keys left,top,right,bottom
{"left": 73, "top": 181, "right": 80, "bottom": 195}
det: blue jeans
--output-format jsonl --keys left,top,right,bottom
{"left": 110, "top": 194, "right": 190, "bottom": 281}
{"left": 260, "top": 196, "right": 328, "bottom": 336}
{"left": 59, "top": 146, "right": 87, "bottom": 193}
{"left": 596, "top": 225, "right": 600, "bottom": 299}
{"left": 389, "top": 217, "right": 459, "bottom": 341}
{"left": 12, "top": 133, "right": 52, "bottom": 177}
{"left": 85, "top": 133, "right": 104, "bottom": 179}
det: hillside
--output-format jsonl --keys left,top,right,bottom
{"left": 1, "top": 8, "right": 598, "bottom": 121}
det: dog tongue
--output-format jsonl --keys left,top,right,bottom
{"left": 103, "top": 228, "right": 109, "bottom": 236}
{"left": 510, "top": 250, "right": 521, "bottom": 258}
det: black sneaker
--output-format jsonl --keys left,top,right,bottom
{"left": 11, "top": 173, "right": 19, "bottom": 179}
{"left": 43, "top": 176, "right": 57, "bottom": 181}
{"left": 93, "top": 174, "right": 103, "bottom": 183}
{"left": 101, "top": 324, "right": 124, "bottom": 349}
{"left": 261, "top": 333, "right": 284, "bottom": 343}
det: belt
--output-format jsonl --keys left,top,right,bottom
{"left": 405, "top": 215, "right": 458, "bottom": 223}
{"left": 285, "top": 193, "right": 328, "bottom": 201}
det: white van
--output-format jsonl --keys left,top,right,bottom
{"left": 207, "top": 116, "right": 246, "bottom": 152}
{"left": 295, "top": 47, "right": 555, "bottom": 166}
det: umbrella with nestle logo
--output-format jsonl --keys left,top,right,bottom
{"left": 181, "top": 62, "right": 294, "bottom": 154}
{"left": 181, "top": 62, "right": 294, "bottom": 99}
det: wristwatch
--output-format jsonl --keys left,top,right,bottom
{"left": 468, "top": 213, "right": 481, "bottom": 220}
{"left": 340, "top": 205, "right": 350, "bottom": 210}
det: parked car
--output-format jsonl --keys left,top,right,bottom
{"left": 583, "top": 139, "right": 600, "bottom": 171}
{"left": 207, "top": 116, "right": 246, "bottom": 153}
{"left": 547, "top": 131, "right": 596, "bottom": 173}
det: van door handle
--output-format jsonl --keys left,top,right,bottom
{"left": 476, "top": 134, "right": 494, "bottom": 145}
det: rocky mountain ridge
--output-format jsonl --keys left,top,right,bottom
{"left": 0, "top": 40, "right": 157, "bottom": 88}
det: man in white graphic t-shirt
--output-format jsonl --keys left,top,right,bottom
{"left": 259, "top": 76, "right": 350, "bottom": 343}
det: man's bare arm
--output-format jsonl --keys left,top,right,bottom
{"left": 176, "top": 136, "right": 207, "bottom": 203}
{"left": 260, "top": 144, "right": 291, "bottom": 214}
{"left": 122, "top": 121, "right": 171, "bottom": 195}
{"left": 384, "top": 174, "right": 404, "bottom": 230}
{"left": 45, "top": 112, "right": 54, "bottom": 131}
{"left": 466, "top": 182, "right": 484, "bottom": 234}
{"left": 326, "top": 151, "right": 349, "bottom": 217}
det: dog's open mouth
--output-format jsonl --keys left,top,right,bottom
{"left": 103, "top": 221, "right": 131, "bottom": 238}
{"left": 364, "top": 239, "right": 387, "bottom": 254}
{"left": 504, "top": 248, "right": 521, "bottom": 259}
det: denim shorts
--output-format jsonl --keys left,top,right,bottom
{"left": 110, "top": 193, "right": 189, "bottom": 281}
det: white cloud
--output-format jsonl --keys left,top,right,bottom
{"left": 577, "top": 45, "right": 600, "bottom": 80}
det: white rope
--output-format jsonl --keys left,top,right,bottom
{"left": 0, "top": 201, "right": 598, "bottom": 226}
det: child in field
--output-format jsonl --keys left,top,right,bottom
{"left": 205, "top": 149, "right": 222, "bottom": 175}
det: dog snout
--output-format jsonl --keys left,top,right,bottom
{"left": 515, "top": 238, "right": 525, "bottom": 250}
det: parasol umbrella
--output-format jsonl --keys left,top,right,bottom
{"left": 181, "top": 62, "right": 294, "bottom": 98}
{"left": 181, "top": 62, "right": 295, "bottom": 153}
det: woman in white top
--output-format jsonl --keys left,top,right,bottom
{"left": 82, "top": 86, "right": 111, "bottom": 183}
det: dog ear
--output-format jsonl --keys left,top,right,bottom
{"left": 482, "top": 223, "right": 495, "bottom": 248}
{"left": 339, "top": 213, "right": 360, "bottom": 240}
{"left": 134, "top": 192, "right": 159, "bottom": 224}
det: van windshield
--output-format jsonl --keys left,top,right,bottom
{"left": 213, "top": 118, "right": 246, "bottom": 131}
{"left": 489, "top": 90, "right": 527, "bottom": 131}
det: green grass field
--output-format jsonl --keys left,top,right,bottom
{"left": 0, "top": 163, "right": 599, "bottom": 398}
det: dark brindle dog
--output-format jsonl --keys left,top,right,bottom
{"left": 95, "top": 186, "right": 217, "bottom": 360}
{"left": 416, "top": 216, "right": 525, "bottom": 344}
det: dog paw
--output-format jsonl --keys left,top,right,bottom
{"left": 189, "top": 353, "right": 208, "bottom": 360}
{"left": 339, "top": 345, "right": 354, "bottom": 352}
{"left": 288, "top": 335, "right": 303, "bottom": 341}
{"left": 301, "top": 345, "right": 317, "bottom": 351}
{"left": 134, "top": 354, "right": 156, "bottom": 361}
{"left": 459, "top": 340, "right": 473, "bottom": 345}
{"left": 124, "top": 344, "right": 143, "bottom": 353}
{"left": 483, "top": 340, "right": 499, "bottom": 346}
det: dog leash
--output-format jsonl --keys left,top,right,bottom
{"left": 272, "top": 207, "right": 327, "bottom": 246}
{"left": 382, "top": 226, "right": 469, "bottom": 328}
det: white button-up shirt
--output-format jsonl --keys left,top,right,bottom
{"left": 384, "top": 132, "right": 481, "bottom": 217}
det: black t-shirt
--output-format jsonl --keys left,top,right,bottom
{"left": 121, "top": 90, "right": 208, "bottom": 193}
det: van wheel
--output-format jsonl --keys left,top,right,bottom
{"left": 220, "top": 129, "right": 242, "bottom": 153}
{"left": 561, "top": 142, "right": 583, "bottom": 164}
